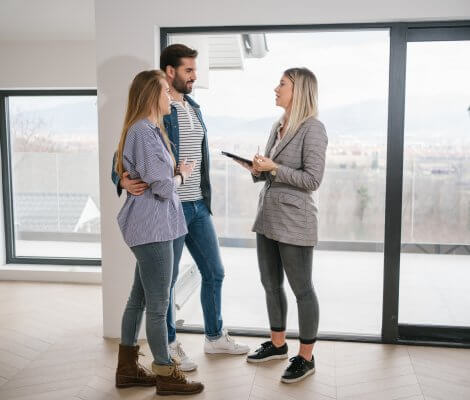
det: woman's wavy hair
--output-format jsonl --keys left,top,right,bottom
{"left": 115, "top": 70, "right": 175, "bottom": 178}
{"left": 282, "top": 67, "right": 318, "bottom": 135}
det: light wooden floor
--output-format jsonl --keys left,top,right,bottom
{"left": 0, "top": 282, "right": 469, "bottom": 400}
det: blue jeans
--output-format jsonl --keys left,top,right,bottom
{"left": 167, "top": 199, "right": 225, "bottom": 341}
{"left": 121, "top": 241, "right": 174, "bottom": 366}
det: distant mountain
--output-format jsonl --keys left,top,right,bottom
{"left": 204, "top": 115, "right": 274, "bottom": 139}
{"left": 321, "top": 100, "right": 388, "bottom": 137}
{"left": 12, "top": 100, "right": 98, "bottom": 137}
{"left": 12, "top": 96, "right": 470, "bottom": 141}
{"left": 205, "top": 97, "right": 470, "bottom": 140}
{"left": 204, "top": 100, "right": 389, "bottom": 140}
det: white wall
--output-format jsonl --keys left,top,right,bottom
{"left": 0, "top": 40, "right": 96, "bottom": 89}
{"left": 95, "top": 0, "right": 470, "bottom": 338}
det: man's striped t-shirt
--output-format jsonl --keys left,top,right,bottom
{"left": 172, "top": 100, "right": 204, "bottom": 202}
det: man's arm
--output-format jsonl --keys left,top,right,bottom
{"left": 111, "top": 151, "right": 149, "bottom": 196}
{"left": 111, "top": 152, "right": 123, "bottom": 197}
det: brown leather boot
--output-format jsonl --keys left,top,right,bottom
{"left": 153, "top": 362, "right": 204, "bottom": 396}
{"left": 115, "top": 344, "right": 156, "bottom": 388}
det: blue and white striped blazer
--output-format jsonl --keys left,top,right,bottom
{"left": 117, "top": 119, "right": 187, "bottom": 247}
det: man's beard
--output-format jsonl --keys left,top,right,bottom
{"left": 173, "top": 75, "right": 193, "bottom": 94}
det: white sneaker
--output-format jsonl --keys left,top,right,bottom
{"left": 169, "top": 340, "right": 197, "bottom": 372}
{"left": 204, "top": 329, "right": 250, "bottom": 355}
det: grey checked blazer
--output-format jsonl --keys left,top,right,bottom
{"left": 251, "top": 117, "right": 328, "bottom": 246}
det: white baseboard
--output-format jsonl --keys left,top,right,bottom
{"left": 0, "top": 264, "right": 101, "bottom": 284}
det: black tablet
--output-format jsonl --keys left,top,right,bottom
{"left": 221, "top": 151, "right": 253, "bottom": 166}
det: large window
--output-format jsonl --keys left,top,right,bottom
{"left": 0, "top": 91, "right": 100, "bottom": 264}
{"left": 164, "top": 23, "right": 470, "bottom": 344}
{"left": 399, "top": 40, "right": 470, "bottom": 327}
{"left": 169, "top": 30, "right": 390, "bottom": 336}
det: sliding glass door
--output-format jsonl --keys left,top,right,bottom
{"left": 168, "top": 29, "right": 390, "bottom": 336}
{"left": 398, "top": 29, "right": 470, "bottom": 335}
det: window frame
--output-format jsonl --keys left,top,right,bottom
{"left": 0, "top": 89, "right": 100, "bottom": 266}
{"left": 161, "top": 20, "right": 470, "bottom": 347}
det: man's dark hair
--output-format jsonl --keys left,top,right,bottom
{"left": 160, "top": 44, "right": 198, "bottom": 71}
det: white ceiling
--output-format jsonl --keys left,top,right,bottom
{"left": 0, "top": 0, "right": 95, "bottom": 41}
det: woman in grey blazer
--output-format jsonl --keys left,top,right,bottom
{"left": 239, "top": 68, "right": 327, "bottom": 383}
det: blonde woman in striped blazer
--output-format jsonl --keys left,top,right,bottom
{"left": 238, "top": 68, "right": 328, "bottom": 383}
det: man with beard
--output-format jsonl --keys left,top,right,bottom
{"left": 112, "top": 44, "right": 249, "bottom": 374}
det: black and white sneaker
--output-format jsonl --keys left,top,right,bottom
{"left": 281, "top": 355, "right": 315, "bottom": 383}
{"left": 246, "top": 341, "right": 288, "bottom": 363}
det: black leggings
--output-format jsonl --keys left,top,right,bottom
{"left": 256, "top": 233, "right": 319, "bottom": 344}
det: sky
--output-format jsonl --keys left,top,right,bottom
{"left": 194, "top": 30, "right": 391, "bottom": 119}
{"left": 9, "top": 96, "right": 96, "bottom": 113}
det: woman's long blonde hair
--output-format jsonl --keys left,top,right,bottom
{"left": 282, "top": 67, "right": 319, "bottom": 136}
{"left": 115, "top": 69, "right": 175, "bottom": 178}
